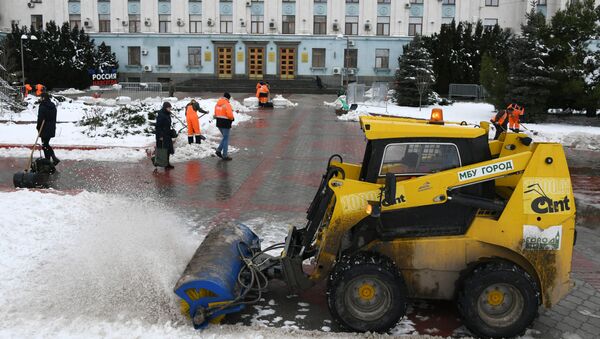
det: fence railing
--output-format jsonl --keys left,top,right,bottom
{"left": 448, "top": 84, "right": 486, "bottom": 100}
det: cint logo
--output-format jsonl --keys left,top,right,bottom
{"left": 524, "top": 183, "right": 571, "bottom": 214}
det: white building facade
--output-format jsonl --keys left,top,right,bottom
{"left": 0, "top": 0, "right": 593, "bottom": 84}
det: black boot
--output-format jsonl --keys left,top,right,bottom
{"left": 195, "top": 135, "right": 202, "bottom": 144}
{"left": 188, "top": 136, "right": 194, "bottom": 144}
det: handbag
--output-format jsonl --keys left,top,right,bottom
{"left": 152, "top": 140, "right": 170, "bottom": 167}
{"left": 170, "top": 128, "right": 178, "bottom": 139}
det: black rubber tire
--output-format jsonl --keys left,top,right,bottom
{"left": 457, "top": 261, "right": 540, "bottom": 339}
{"left": 327, "top": 252, "right": 407, "bottom": 333}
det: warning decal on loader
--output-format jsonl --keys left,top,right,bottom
{"left": 457, "top": 160, "right": 514, "bottom": 182}
{"left": 522, "top": 225, "right": 562, "bottom": 250}
{"left": 523, "top": 177, "right": 572, "bottom": 215}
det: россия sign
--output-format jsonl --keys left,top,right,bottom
{"left": 88, "top": 68, "right": 118, "bottom": 86}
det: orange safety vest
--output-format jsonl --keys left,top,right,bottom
{"left": 35, "top": 84, "right": 44, "bottom": 96}
{"left": 214, "top": 98, "right": 234, "bottom": 120}
{"left": 186, "top": 103, "right": 198, "bottom": 120}
{"left": 24, "top": 84, "right": 32, "bottom": 96}
{"left": 492, "top": 110, "right": 508, "bottom": 125}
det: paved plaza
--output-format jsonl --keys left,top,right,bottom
{"left": 1, "top": 94, "right": 600, "bottom": 338}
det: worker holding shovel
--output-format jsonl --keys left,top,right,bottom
{"left": 37, "top": 93, "right": 60, "bottom": 166}
{"left": 185, "top": 99, "right": 208, "bottom": 144}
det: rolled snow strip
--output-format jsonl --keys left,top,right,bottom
{"left": 243, "top": 97, "right": 259, "bottom": 108}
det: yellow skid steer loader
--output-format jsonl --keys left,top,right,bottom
{"left": 174, "top": 110, "right": 576, "bottom": 338}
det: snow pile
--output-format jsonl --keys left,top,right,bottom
{"left": 0, "top": 190, "right": 200, "bottom": 336}
{"left": 338, "top": 102, "right": 600, "bottom": 150}
{"left": 244, "top": 96, "right": 259, "bottom": 108}
{"left": 272, "top": 95, "right": 298, "bottom": 108}
{"left": 54, "top": 88, "right": 85, "bottom": 95}
{"left": 0, "top": 96, "right": 252, "bottom": 162}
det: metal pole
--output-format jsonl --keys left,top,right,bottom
{"left": 20, "top": 38, "right": 25, "bottom": 87}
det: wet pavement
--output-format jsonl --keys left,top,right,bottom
{"left": 2, "top": 93, "right": 600, "bottom": 338}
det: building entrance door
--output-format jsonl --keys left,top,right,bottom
{"left": 279, "top": 47, "right": 295, "bottom": 80}
{"left": 248, "top": 47, "right": 264, "bottom": 80}
{"left": 217, "top": 47, "right": 233, "bottom": 79}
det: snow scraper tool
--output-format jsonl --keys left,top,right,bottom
{"left": 13, "top": 120, "right": 53, "bottom": 189}
{"left": 175, "top": 111, "right": 577, "bottom": 339}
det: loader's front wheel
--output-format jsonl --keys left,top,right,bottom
{"left": 457, "top": 261, "right": 540, "bottom": 339}
{"left": 327, "top": 252, "right": 407, "bottom": 332}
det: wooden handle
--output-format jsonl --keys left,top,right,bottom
{"left": 26, "top": 120, "right": 45, "bottom": 172}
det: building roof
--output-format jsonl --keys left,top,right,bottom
{"left": 359, "top": 115, "right": 487, "bottom": 140}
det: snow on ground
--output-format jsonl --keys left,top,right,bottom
{"left": 0, "top": 95, "right": 252, "bottom": 162}
{"left": 54, "top": 88, "right": 85, "bottom": 95}
{"left": 242, "top": 95, "right": 297, "bottom": 108}
{"left": 337, "top": 102, "right": 600, "bottom": 150}
{"left": 0, "top": 190, "right": 445, "bottom": 339}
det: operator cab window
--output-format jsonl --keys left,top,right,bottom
{"left": 379, "top": 143, "right": 461, "bottom": 176}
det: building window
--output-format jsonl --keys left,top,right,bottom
{"left": 158, "top": 46, "right": 171, "bottom": 65}
{"left": 345, "top": 16, "right": 358, "bottom": 35}
{"left": 31, "top": 15, "right": 43, "bottom": 30}
{"left": 312, "top": 48, "right": 326, "bottom": 68}
{"left": 344, "top": 49, "right": 357, "bottom": 68}
{"left": 159, "top": 15, "right": 170, "bottom": 33}
{"left": 128, "top": 46, "right": 141, "bottom": 66}
{"left": 128, "top": 77, "right": 141, "bottom": 82}
{"left": 442, "top": 0, "right": 455, "bottom": 4}
{"left": 314, "top": 15, "right": 326, "bottom": 34}
{"left": 282, "top": 15, "right": 295, "bottom": 34}
{"left": 410, "top": 0, "right": 423, "bottom": 3}
{"left": 408, "top": 17, "right": 422, "bottom": 36}
{"left": 376, "top": 16, "right": 389, "bottom": 36}
{"left": 314, "top": 0, "right": 327, "bottom": 2}
{"left": 189, "top": 15, "right": 202, "bottom": 33}
{"left": 346, "top": 0, "right": 359, "bottom": 3}
{"left": 485, "top": 0, "right": 499, "bottom": 6}
{"left": 129, "top": 14, "right": 141, "bottom": 33}
{"left": 188, "top": 47, "right": 201, "bottom": 66}
{"left": 375, "top": 49, "right": 389, "bottom": 69}
{"left": 99, "top": 14, "right": 111, "bottom": 32}
{"left": 441, "top": 17, "right": 454, "bottom": 26}
{"left": 538, "top": 0, "right": 547, "bottom": 4}
{"left": 69, "top": 14, "right": 81, "bottom": 28}
{"left": 378, "top": 0, "right": 391, "bottom": 3}
{"left": 251, "top": 15, "right": 264, "bottom": 34}
{"left": 220, "top": 15, "right": 233, "bottom": 33}
{"left": 483, "top": 18, "right": 498, "bottom": 29}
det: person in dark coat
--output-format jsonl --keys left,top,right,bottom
{"left": 155, "top": 101, "right": 175, "bottom": 169}
{"left": 37, "top": 92, "right": 60, "bottom": 165}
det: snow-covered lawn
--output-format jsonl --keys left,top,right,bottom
{"left": 0, "top": 95, "right": 252, "bottom": 162}
{"left": 0, "top": 190, "right": 438, "bottom": 338}
{"left": 338, "top": 102, "right": 600, "bottom": 151}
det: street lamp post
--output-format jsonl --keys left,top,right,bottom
{"left": 20, "top": 34, "right": 38, "bottom": 88}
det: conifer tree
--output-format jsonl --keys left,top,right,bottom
{"left": 504, "top": 9, "right": 554, "bottom": 121}
{"left": 394, "top": 36, "right": 435, "bottom": 107}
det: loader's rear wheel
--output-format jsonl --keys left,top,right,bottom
{"left": 327, "top": 252, "right": 407, "bottom": 332}
{"left": 457, "top": 261, "right": 540, "bottom": 339}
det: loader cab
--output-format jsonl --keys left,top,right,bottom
{"left": 358, "top": 116, "right": 493, "bottom": 237}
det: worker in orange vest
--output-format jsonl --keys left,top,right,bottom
{"left": 257, "top": 83, "right": 269, "bottom": 106}
{"left": 214, "top": 93, "right": 235, "bottom": 161}
{"left": 24, "top": 84, "right": 32, "bottom": 98}
{"left": 507, "top": 103, "right": 524, "bottom": 132}
{"left": 35, "top": 84, "right": 45, "bottom": 96}
{"left": 185, "top": 99, "right": 208, "bottom": 144}
{"left": 490, "top": 109, "right": 509, "bottom": 140}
